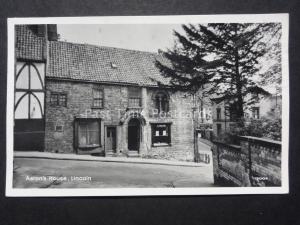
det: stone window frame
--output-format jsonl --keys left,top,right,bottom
{"left": 152, "top": 90, "right": 170, "bottom": 114}
{"left": 92, "top": 88, "right": 104, "bottom": 109}
{"left": 50, "top": 92, "right": 67, "bottom": 107}
{"left": 150, "top": 122, "right": 172, "bottom": 147}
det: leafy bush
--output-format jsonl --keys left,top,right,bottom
{"left": 243, "top": 117, "right": 281, "bottom": 141}
{"left": 215, "top": 117, "right": 281, "bottom": 144}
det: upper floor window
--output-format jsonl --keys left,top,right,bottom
{"left": 50, "top": 92, "right": 67, "bottom": 107}
{"left": 128, "top": 87, "right": 141, "bottom": 108}
{"left": 154, "top": 91, "right": 169, "bottom": 113}
{"left": 93, "top": 89, "right": 104, "bottom": 108}
{"left": 252, "top": 107, "right": 260, "bottom": 119}
{"left": 216, "top": 108, "right": 221, "bottom": 120}
{"left": 16, "top": 62, "right": 45, "bottom": 90}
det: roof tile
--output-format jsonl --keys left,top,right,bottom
{"left": 15, "top": 25, "right": 46, "bottom": 61}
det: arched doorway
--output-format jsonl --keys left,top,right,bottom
{"left": 128, "top": 118, "right": 141, "bottom": 151}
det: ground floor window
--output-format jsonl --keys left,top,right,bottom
{"left": 151, "top": 123, "right": 171, "bottom": 146}
{"left": 75, "top": 119, "right": 101, "bottom": 148}
{"left": 217, "top": 123, "right": 222, "bottom": 136}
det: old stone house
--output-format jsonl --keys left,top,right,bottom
{"left": 14, "top": 25, "right": 196, "bottom": 161}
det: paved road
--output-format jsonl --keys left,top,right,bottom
{"left": 13, "top": 158, "right": 214, "bottom": 188}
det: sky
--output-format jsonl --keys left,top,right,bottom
{"left": 57, "top": 24, "right": 279, "bottom": 94}
{"left": 57, "top": 24, "right": 184, "bottom": 52}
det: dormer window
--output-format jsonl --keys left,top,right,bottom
{"left": 111, "top": 62, "right": 117, "bottom": 69}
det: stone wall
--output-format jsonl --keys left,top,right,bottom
{"left": 144, "top": 89, "right": 194, "bottom": 161}
{"left": 45, "top": 79, "right": 195, "bottom": 161}
{"left": 212, "top": 136, "right": 281, "bottom": 186}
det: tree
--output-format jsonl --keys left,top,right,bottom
{"left": 156, "top": 23, "right": 281, "bottom": 119}
{"left": 259, "top": 24, "right": 282, "bottom": 94}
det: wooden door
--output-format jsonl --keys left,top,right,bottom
{"left": 106, "top": 127, "right": 116, "bottom": 151}
{"left": 128, "top": 120, "right": 140, "bottom": 151}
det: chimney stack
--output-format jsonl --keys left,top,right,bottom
{"left": 29, "top": 24, "right": 58, "bottom": 41}
{"left": 47, "top": 24, "right": 58, "bottom": 41}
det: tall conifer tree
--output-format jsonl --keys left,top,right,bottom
{"left": 156, "top": 23, "right": 281, "bottom": 119}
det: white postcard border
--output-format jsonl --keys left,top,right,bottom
{"left": 6, "top": 14, "right": 289, "bottom": 196}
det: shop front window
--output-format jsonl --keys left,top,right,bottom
{"left": 76, "top": 120, "right": 101, "bottom": 148}
{"left": 151, "top": 123, "right": 171, "bottom": 146}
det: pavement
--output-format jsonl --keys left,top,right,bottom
{"left": 13, "top": 149, "right": 214, "bottom": 188}
{"left": 14, "top": 151, "right": 210, "bottom": 167}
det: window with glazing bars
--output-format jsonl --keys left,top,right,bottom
{"left": 50, "top": 93, "right": 67, "bottom": 107}
{"left": 128, "top": 87, "right": 141, "bottom": 108}
{"left": 93, "top": 89, "right": 104, "bottom": 108}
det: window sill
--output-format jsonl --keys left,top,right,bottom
{"left": 78, "top": 145, "right": 101, "bottom": 149}
{"left": 152, "top": 143, "right": 171, "bottom": 147}
{"left": 127, "top": 106, "right": 143, "bottom": 110}
{"left": 91, "top": 106, "right": 104, "bottom": 109}
{"left": 152, "top": 113, "right": 171, "bottom": 116}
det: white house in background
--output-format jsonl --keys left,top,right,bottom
{"left": 211, "top": 94, "right": 282, "bottom": 137}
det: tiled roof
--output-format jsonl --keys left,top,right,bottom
{"left": 15, "top": 25, "right": 172, "bottom": 87}
{"left": 15, "top": 25, "right": 46, "bottom": 61}
{"left": 47, "top": 41, "right": 171, "bottom": 87}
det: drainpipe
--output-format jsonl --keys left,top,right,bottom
{"left": 224, "top": 103, "right": 227, "bottom": 132}
{"left": 192, "top": 93, "right": 198, "bottom": 162}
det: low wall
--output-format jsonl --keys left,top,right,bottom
{"left": 212, "top": 136, "right": 281, "bottom": 187}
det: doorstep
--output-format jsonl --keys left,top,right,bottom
{"left": 13, "top": 151, "right": 208, "bottom": 167}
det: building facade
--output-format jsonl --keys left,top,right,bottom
{"left": 211, "top": 94, "right": 282, "bottom": 137}
{"left": 14, "top": 25, "right": 196, "bottom": 161}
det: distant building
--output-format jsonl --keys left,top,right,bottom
{"left": 194, "top": 97, "right": 213, "bottom": 140}
{"left": 211, "top": 94, "right": 282, "bottom": 137}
